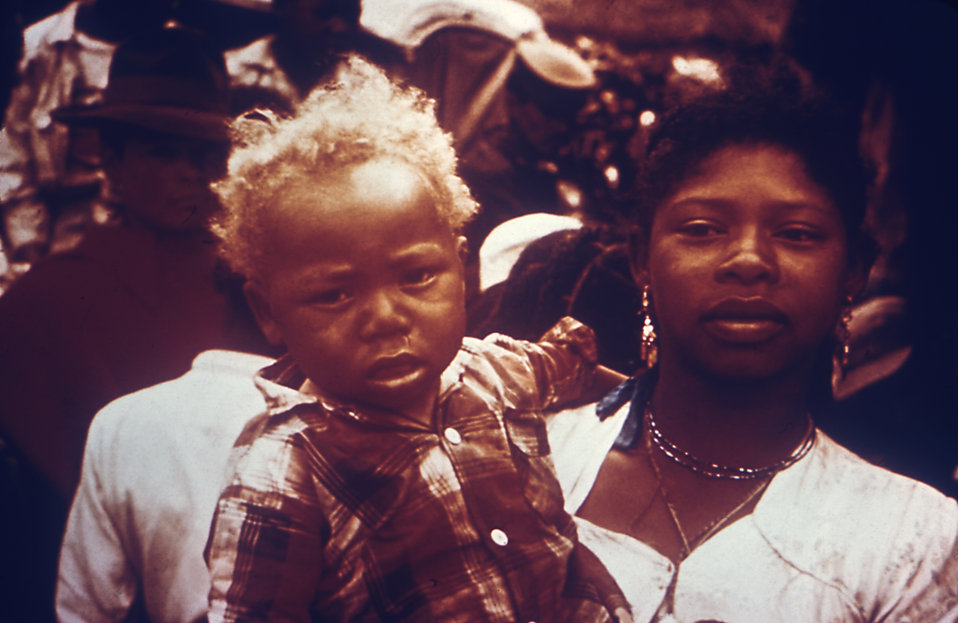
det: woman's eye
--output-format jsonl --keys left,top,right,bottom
{"left": 400, "top": 268, "right": 437, "bottom": 288}
{"left": 776, "top": 226, "right": 824, "bottom": 243}
{"left": 679, "top": 221, "right": 724, "bottom": 237}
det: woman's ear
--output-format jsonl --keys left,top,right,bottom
{"left": 456, "top": 235, "right": 469, "bottom": 263}
{"left": 243, "top": 280, "right": 285, "bottom": 346}
{"left": 626, "top": 225, "right": 649, "bottom": 287}
{"left": 845, "top": 234, "right": 878, "bottom": 301}
{"left": 844, "top": 269, "right": 867, "bottom": 303}
{"left": 844, "top": 248, "right": 871, "bottom": 302}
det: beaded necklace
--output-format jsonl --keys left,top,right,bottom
{"left": 645, "top": 406, "right": 816, "bottom": 480}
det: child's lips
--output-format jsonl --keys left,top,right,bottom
{"left": 366, "top": 353, "right": 423, "bottom": 381}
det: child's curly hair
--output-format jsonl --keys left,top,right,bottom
{"left": 213, "top": 57, "right": 478, "bottom": 280}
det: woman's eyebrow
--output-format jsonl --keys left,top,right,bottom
{"left": 661, "top": 196, "right": 735, "bottom": 212}
{"left": 766, "top": 199, "right": 836, "bottom": 215}
{"left": 664, "top": 196, "right": 834, "bottom": 214}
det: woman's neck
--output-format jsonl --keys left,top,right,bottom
{"left": 648, "top": 357, "right": 814, "bottom": 468}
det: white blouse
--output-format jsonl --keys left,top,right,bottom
{"left": 547, "top": 403, "right": 958, "bottom": 623}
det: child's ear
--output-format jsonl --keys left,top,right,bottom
{"left": 456, "top": 235, "right": 468, "bottom": 262}
{"left": 243, "top": 280, "right": 285, "bottom": 346}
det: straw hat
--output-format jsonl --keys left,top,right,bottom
{"left": 53, "top": 26, "right": 231, "bottom": 142}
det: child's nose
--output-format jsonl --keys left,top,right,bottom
{"left": 357, "top": 289, "right": 412, "bottom": 341}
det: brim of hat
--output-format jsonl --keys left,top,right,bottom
{"left": 516, "top": 35, "right": 597, "bottom": 90}
{"left": 53, "top": 103, "right": 231, "bottom": 142}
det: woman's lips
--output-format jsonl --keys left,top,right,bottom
{"left": 704, "top": 318, "right": 786, "bottom": 343}
{"left": 702, "top": 298, "right": 788, "bottom": 344}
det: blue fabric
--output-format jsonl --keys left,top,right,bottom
{"left": 595, "top": 368, "right": 657, "bottom": 450}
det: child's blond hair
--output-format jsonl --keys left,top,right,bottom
{"left": 213, "top": 57, "right": 478, "bottom": 280}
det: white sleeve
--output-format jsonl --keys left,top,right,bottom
{"left": 55, "top": 410, "right": 138, "bottom": 623}
{"left": 883, "top": 493, "right": 958, "bottom": 623}
{"left": 860, "top": 483, "right": 958, "bottom": 623}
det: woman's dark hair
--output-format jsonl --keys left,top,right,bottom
{"left": 468, "top": 226, "right": 642, "bottom": 374}
{"left": 631, "top": 77, "right": 875, "bottom": 264}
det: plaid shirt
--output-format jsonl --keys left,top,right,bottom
{"left": 207, "top": 318, "right": 619, "bottom": 622}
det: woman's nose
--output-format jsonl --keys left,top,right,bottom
{"left": 357, "top": 289, "right": 411, "bottom": 341}
{"left": 716, "top": 227, "right": 779, "bottom": 285}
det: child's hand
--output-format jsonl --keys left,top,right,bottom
{"left": 613, "top": 607, "right": 634, "bottom": 623}
{"left": 594, "top": 365, "right": 628, "bottom": 391}
{"left": 565, "top": 365, "right": 629, "bottom": 407}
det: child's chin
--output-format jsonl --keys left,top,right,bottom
{"left": 366, "top": 375, "right": 438, "bottom": 412}
{"left": 364, "top": 369, "right": 433, "bottom": 404}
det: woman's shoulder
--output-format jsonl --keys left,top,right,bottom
{"left": 754, "top": 430, "right": 957, "bottom": 598}
{"left": 752, "top": 430, "right": 958, "bottom": 620}
{"left": 784, "top": 430, "right": 956, "bottom": 516}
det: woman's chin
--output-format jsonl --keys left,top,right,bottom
{"left": 683, "top": 350, "right": 801, "bottom": 384}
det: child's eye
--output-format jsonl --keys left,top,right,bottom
{"left": 400, "top": 268, "right": 437, "bottom": 288}
{"left": 310, "top": 289, "right": 351, "bottom": 307}
{"left": 678, "top": 220, "right": 724, "bottom": 237}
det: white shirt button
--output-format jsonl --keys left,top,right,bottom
{"left": 490, "top": 528, "right": 509, "bottom": 547}
{"left": 443, "top": 427, "right": 462, "bottom": 444}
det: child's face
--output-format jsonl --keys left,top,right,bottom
{"left": 247, "top": 158, "right": 467, "bottom": 423}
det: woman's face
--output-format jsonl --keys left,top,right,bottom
{"left": 644, "top": 142, "right": 855, "bottom": 382}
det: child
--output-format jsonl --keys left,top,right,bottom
{"left": 206, "top": 59, "right": 630, "bottom": 623}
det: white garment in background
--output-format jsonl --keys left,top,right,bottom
{"left": 56, "top": 350, "right": 272, "bottom": 623}
{"left": 547, "top": 403, "right": 958, "bottom": 623}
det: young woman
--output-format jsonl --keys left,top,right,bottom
{"left": 547, "top": 85, "right": 958, "bottom": 622}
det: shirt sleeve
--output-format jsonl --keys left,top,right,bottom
{"left": 55, "top": 411, "right": 138, "bottom": 623}
{"left": 482, "top": 316, "right": 599, "bottom": 410}
{"left": 894, "top": 529, "right": 958, "bottom": 622}
{"left": 874, "top": 491, "right": 958, "bottom": 622}
{"left": 206, "top": 424, "right": 328, "bottom": 623}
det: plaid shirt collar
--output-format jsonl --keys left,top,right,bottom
{"left": 253, "top": 351, "right": 473, "bottom": 432}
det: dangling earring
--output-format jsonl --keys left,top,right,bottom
{"left": 639, "top": 284, "right": 658, "bottom": 368}
{"left": 838, "top": 295, "right": 854, "bottom": 371}
{"left": 832, "top": 295, "right": 854, "bottom": 390}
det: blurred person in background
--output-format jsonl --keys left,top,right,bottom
{"left": 0, "top": 26, "right": 273, "bottom": 620}
{"left": 0, "top": 0, "right": 271, "bottom": 283}
{"left": 0, "top": 0, "right": 178, "bottom": 272}
{"left": 56, "top": 349, "right": 273, "bottom": 623}
{"left": 227, "top": 0, "right": 404, "bottom": 114}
